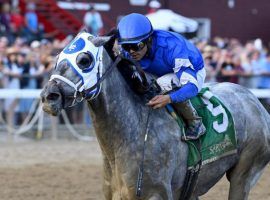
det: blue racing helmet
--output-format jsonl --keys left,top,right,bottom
{"left": 117, "top": 13, "right": 153, "bottom": 44}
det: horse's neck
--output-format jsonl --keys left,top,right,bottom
{"left": 88, "top": 55, "right": 146, "bottom": 161}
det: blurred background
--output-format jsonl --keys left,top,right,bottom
{"left": 0, "top": 0, "right": 269, "bottom": 141}
{"left": 0, "top": 1, "right": 269, "bottom": 200}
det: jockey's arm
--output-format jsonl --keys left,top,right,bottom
{"left": 166, "top": 42, "right": 201, "bottom": 104}
{"left": 169, "top": 82, "right": 198, "bottom": 103}
{"left": 169, "top": 67, "right": 199, "bottom": 103}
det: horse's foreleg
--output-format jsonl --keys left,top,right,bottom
{"left": 102, "top": 157, "right": 113, "bottom": 200}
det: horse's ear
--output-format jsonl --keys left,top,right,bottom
{"left": 90, "top": 36, "right": 113, "bottom": 47}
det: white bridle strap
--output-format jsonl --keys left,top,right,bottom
{"left": 49, "top": 74, "right": 82, "bottom": 91}
{"left": 49, "top": 74, "right": 83, "bottom": 107}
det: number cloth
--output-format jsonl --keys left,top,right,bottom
{"left": 168, "top": 87, "right": 237, "bottom": 168}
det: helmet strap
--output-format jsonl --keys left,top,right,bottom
{"left": 145, "top": 37, "right": 153, "bottom": 57}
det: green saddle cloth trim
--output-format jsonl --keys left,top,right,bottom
{"left": 167, "top": 87, "right": 237, "bottom": 168}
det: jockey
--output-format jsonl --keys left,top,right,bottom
{"left": 117, "top": 13, "right": 206, "bottom": 140}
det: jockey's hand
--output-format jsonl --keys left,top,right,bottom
{"left": 147, "top": 95, "right": 171, "bottom": 109}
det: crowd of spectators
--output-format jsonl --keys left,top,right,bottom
{"left": 196, "top": 37, "right": 270, "bottom": 89}
{"left": 0, "top": 2, "right": 45, "bottom": 45}
{"left": 0, "top": 2, "right": 270, "bottom": 128}
{"left": 83, "top": 5, "right": 103, "bottom": 36}
{"left": 0, "top": 2, "right": 78, "bottom": 126}
{"left": 0, "top": 34, "right": 76, "bottom": 125}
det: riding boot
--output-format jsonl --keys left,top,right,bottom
{"left": 173, "top": 100, "right": 206, "bottom": 141}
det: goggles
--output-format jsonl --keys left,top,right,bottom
{"left": 121, "top": 41, "right": 146, "bottom": 52}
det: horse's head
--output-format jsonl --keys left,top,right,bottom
{"left": 41, "top": 31, "right": 113, "bottom": 116}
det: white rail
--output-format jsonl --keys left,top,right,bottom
{"left": 0, "top": 89, "right": 94, "bottom": 141}
{"left": 0, "top": 89, "right": 42, "bottom": 98}
{"left": 248, "top": 89, "right": 270, "bottom": 98}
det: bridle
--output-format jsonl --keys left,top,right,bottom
{"left": 49, "top": 54, "right": 122, "bottom": 107}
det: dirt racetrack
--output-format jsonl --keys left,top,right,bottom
{"left": 0, "top": 140, "right": 269, "bottom": 200}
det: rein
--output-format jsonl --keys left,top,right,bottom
{"left": 136, "top": 107, "right": 151, "bottom": 197}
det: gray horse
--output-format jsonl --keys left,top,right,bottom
{"left": 41, "top": 32, "right": 270, "bottom": 200}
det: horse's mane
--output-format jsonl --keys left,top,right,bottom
{"left": 102, "top": 28, "right": 118, "bottom": 61}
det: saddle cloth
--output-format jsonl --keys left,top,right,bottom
{"left": 167, "top": 87, "right": 237, "bottom": 168}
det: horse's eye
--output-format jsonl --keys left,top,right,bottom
{"left": 76, "top": 52, "right": 93, "bottom": 70}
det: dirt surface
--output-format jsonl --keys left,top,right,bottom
{"left": 0, "top": 140, "right": 269, "bottom": 200}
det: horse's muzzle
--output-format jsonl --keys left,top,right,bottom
{"left": 40, "top": 82, "right": 63, "bottom": 116}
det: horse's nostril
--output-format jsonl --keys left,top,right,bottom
{"left": 47, "top": 93, "right": 61, "bottom": 101}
